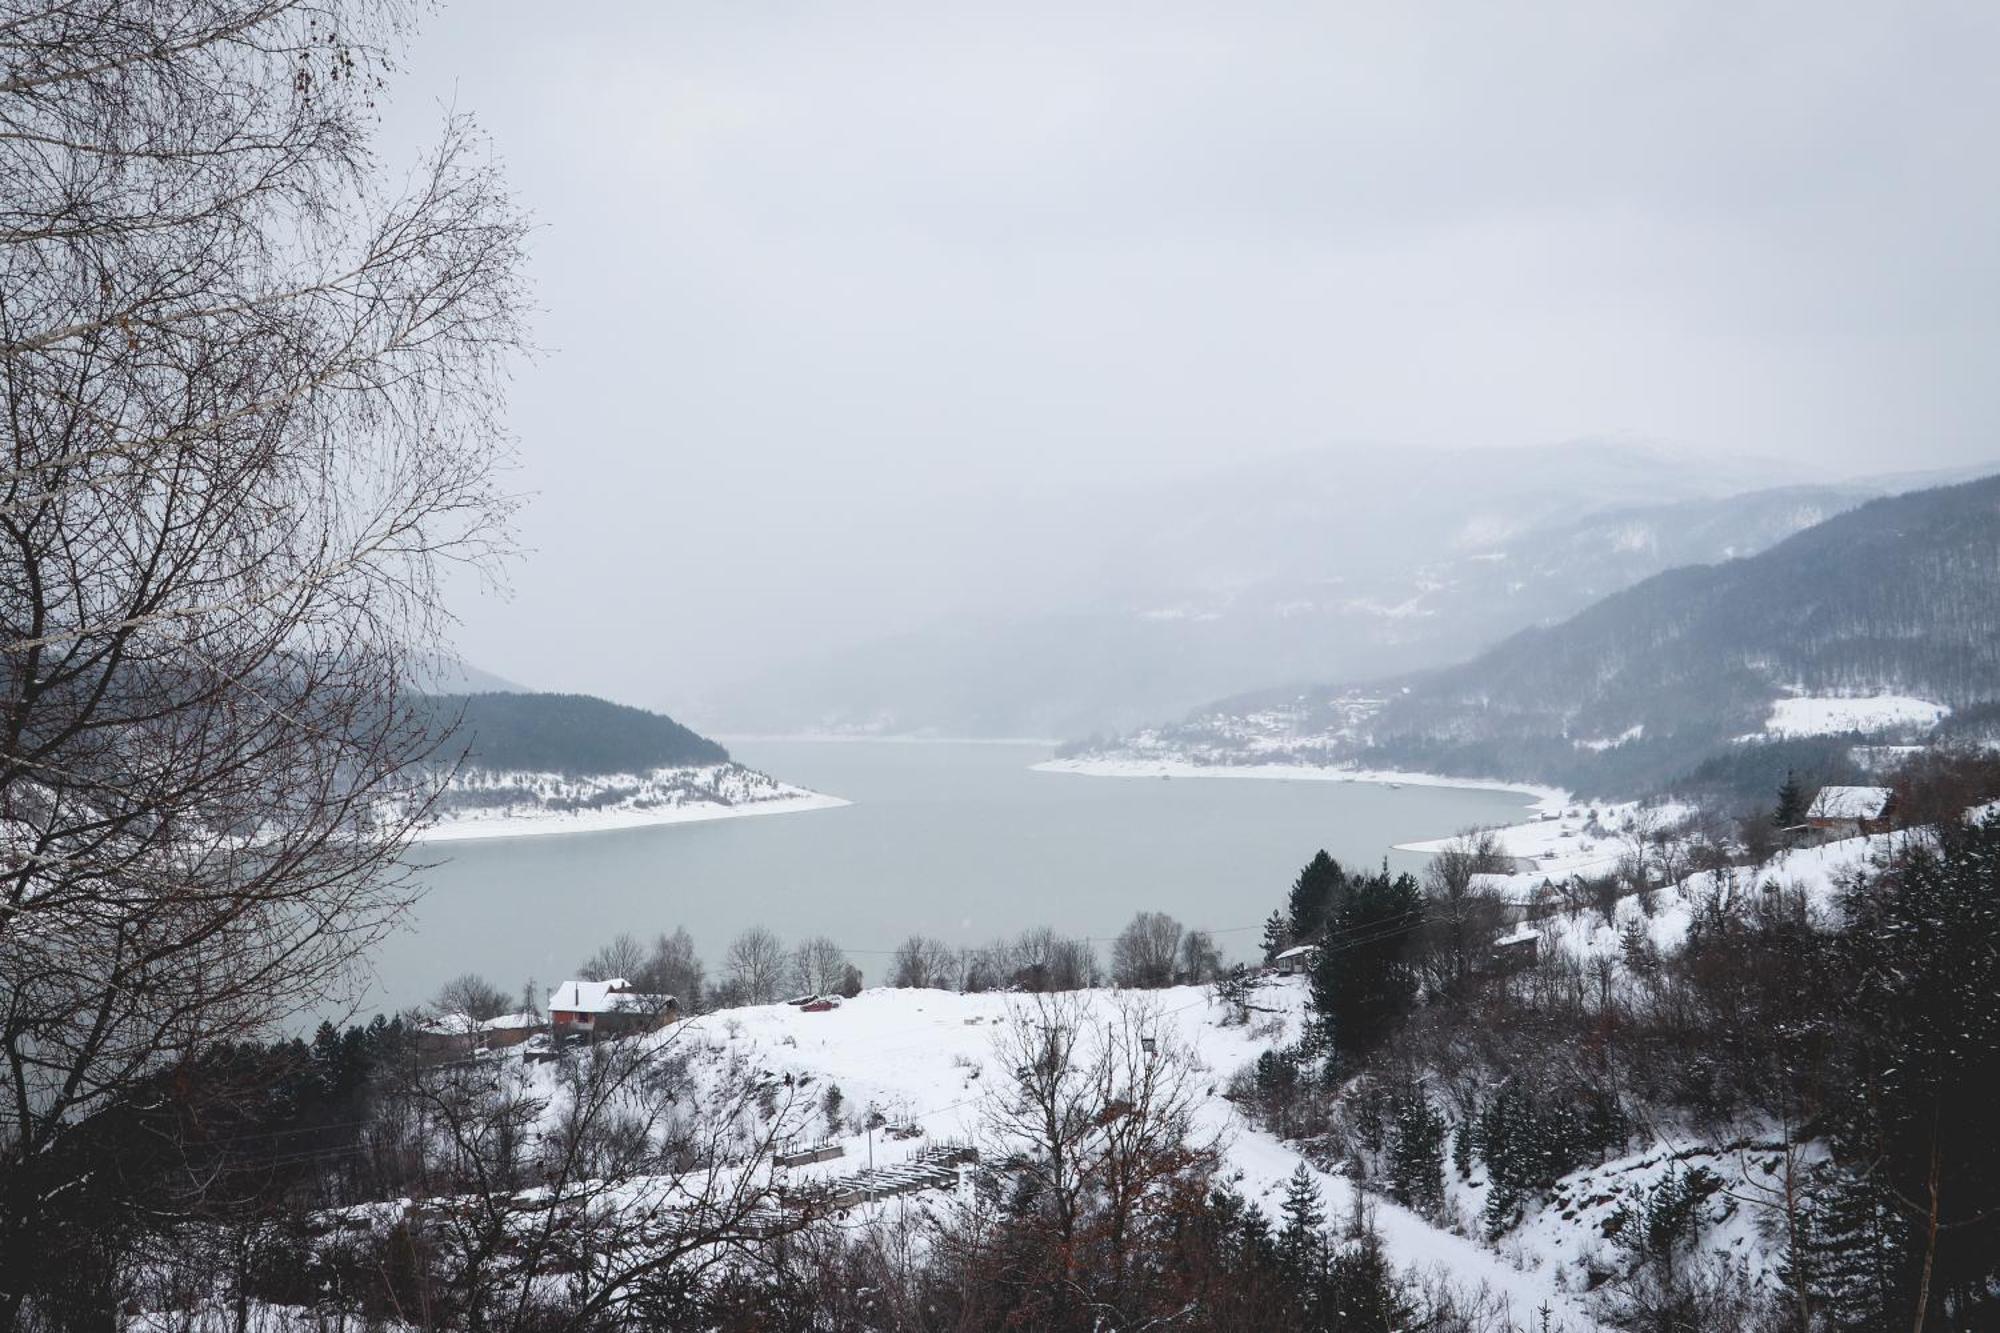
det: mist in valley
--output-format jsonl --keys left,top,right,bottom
{"left": 372, "top": 4, "right": 2000, "bottom": 737}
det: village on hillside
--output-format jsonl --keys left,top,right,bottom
{"left": 348, "top": 759, "right": 2000, "bottom": 1329}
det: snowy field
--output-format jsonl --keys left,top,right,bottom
{"left": 1761, "top": 693, "right": 1948, "bottom": 738}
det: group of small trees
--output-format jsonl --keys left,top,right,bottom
{"left": 885, "top": 926, "right": 1098, "bottom": 994}
{"left": 426, "top": 925, "right": 869, "bottom": 1026}
{"left": 435, "top": 973, "right": 524, "bottom": 1023}
{"left": 719, "top": 926, "right": 861, "bottom": 1004}
{"left": 884, "top": 914, "right": 1224, "bottom": 995}
{"left": 578, "top": 927, "right": 708, "bottom": 1009}
{"left": 1110, "top": 911, "right": 1223, "bottom": 988}
{"left": 559, "top": 925, "right": 868, "bottom": 1010}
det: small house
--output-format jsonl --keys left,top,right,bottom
{"left": 1806, "top": 785, "right": 1895, "bottom": 839}
{"left": 1490, "top": 926, "right": 1541, "bottom": 971}
{"left": 413, "top": 1010, "right": 542, "bottom": 1058}
{"left": 1466, "top": 871, "right": 1563, "bottom": 922}
{"left": 1272, "top": 943, "right": 1319, "bottom": 976}
{"left": 548, "top": 978, "right": 679, "bottom": 1043}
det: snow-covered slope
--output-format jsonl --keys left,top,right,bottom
{"left": 1761, "top": 693, "right": 1948, "bottom": 738}
{"left": 416, "top": 762, "right": 847, "bottom": 841}
{"left": 447, "top": 980, "right": 1601, "bottom": 1327}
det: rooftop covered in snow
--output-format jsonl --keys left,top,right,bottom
{"left": 548, "top": 978, "right": 677, "bottom": 1015}
{"left": 1808, "top": 785, "right": 1894, "bottom": 822}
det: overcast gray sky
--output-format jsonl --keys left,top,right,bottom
{"left": 381, "top": 3, "right": 2000, "bottom": 710}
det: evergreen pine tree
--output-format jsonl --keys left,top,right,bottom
{"left": 1277, "top": 1163, "right": 1326, "bottom": 1279}
{"left": 1796, "top": 1166, "right": 1908, "bottom": 1331}
{"left": 1260, "top": 909, "right": 1291, "bottom": 961}
{"left": 1833, "top": 819, "right": 2000, "bottom": 1322}
{"left": 1286, "top": 850, "right": 1348, "bottom": 942}
{"left": 1619, "top": 919, "right": 1658, "bottom": 972}
{"left": 1773, "top": 769, "right": 1808, "bottom": 829}
{"left": 1387, "top": 1084, "right": 1448, "bottom": 1217}
{"left": 1241, "top": 1203, "right": 1279, "bottom": 1275}
{"left": 1479, "top": 1087, "right": 1524, "bottom": 1237}
{"left": 1309, "top": 866, "right": 1424, "bottom": 1062}
{"left": 1321, "top": 1230, "right": 1414, "bottom": 1329}
{"left": 1453, "top": 1115, "right": 1476, "bottom": 1180}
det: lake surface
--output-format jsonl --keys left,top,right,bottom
{"left": 365, "top": 740, "right": 1536, "bottom": 1014}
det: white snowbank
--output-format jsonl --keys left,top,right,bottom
{"left": 412, "top": 790, "right": 849, "bottom": 843}
{"left": 1764, "top": 693, "right": 1947, "bottom": 738}
{"left": 1032, "top": 756, "right": 1564, "bottom": 814}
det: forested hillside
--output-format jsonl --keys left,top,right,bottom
{"left": 417, "top": 692, "right": 730, "bottom": 775}
{"left": 1067, "top": 474, "right": 2000, "bottom": 795}
{"left": 1362, "top": 473, "right": 2000, "bottom": 786}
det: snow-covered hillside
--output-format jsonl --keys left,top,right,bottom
{"left": 363, "top": 980, "right": 1600, "bottom": 1328}
{"left": 416, "top": 762, "right": 847, "bottom": 841}
{"left": 1761, "top": 693, "right": 1948, "bottom": 738}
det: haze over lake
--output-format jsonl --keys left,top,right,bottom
{"left": 368, "top": 740, "right": 1536, "bottom": 1014}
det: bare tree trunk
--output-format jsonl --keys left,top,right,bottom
{"left": 0, "top": 2, "right": 525, "bottom": 1320}
{"left": 1911, "top": 1135, "right": 1942, "bottom": 1333}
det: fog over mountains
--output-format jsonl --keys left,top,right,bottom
{"left": 695, "top": 442, "right": 1977, "bottom": 740}
{"left": 1068, "top": 471, "right": 2000, "bottom": 796}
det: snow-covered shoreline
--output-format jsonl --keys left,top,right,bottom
{"left": 412, "top": 790, "right": 850, "bottom": 843}
{"left": 719, "top": 731, "right": 1060, "bottom": 747}
{"left": 1031, "top": 754, "right": 1566, "bottom": 815}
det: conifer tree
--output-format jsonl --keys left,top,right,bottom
{"left": 1277, "top": 1163, "right": 1326, "bottom": 1279}
{"left": 1795, "top": 1167, "right": 1908, "bottom": 1330}
{"left": 1322, "top": 1230, "right": 1414, "bottom": 1329}
{"left": 1287, "top": 850, "right": 1348, "bottom": 942}
{"left": 1260, "top": 910, "right": 1292, "bottom": 961}
{"left": 1774, "top": 769, "right": 1808, "bottom": 829}
{"left": 1453, "top": 1116, "right": 1477, "bottom": 1180}
{"left": 1834, "top": 818, "right": 2000, "bottom": 1324}
{"left": 1235, "top": 1194, "right": 1279, "bottom": 1271}
{"left": 1387, "top": 1084, "right": 1448, "bottom": 1217}
{"left": 1309, "top": 866, "right": 1424, "bottom": 1062}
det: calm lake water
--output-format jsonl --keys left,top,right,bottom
{"left": 364, "top": 740, "right": 1535, "bottom": 1015}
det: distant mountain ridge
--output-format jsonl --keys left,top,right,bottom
{"left": 1068, "top": 473, "right": 2000, "bottom": 795}
{"left": 700, "top": 443, "right": 1972, "bottom": 739}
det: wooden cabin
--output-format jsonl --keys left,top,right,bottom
{"left": 548, "top": 978, "right": 680, "bottom": 1043}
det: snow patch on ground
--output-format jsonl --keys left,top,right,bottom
{"left": 1763, "top": 693, "right": 1947, "bottom": 738}
{"left": 1573, "top": 725, "right": 1644, "bottom": 752}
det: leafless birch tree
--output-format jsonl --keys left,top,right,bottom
{"left": 0, "top": 1, "right": 525, "bottom": 1321}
